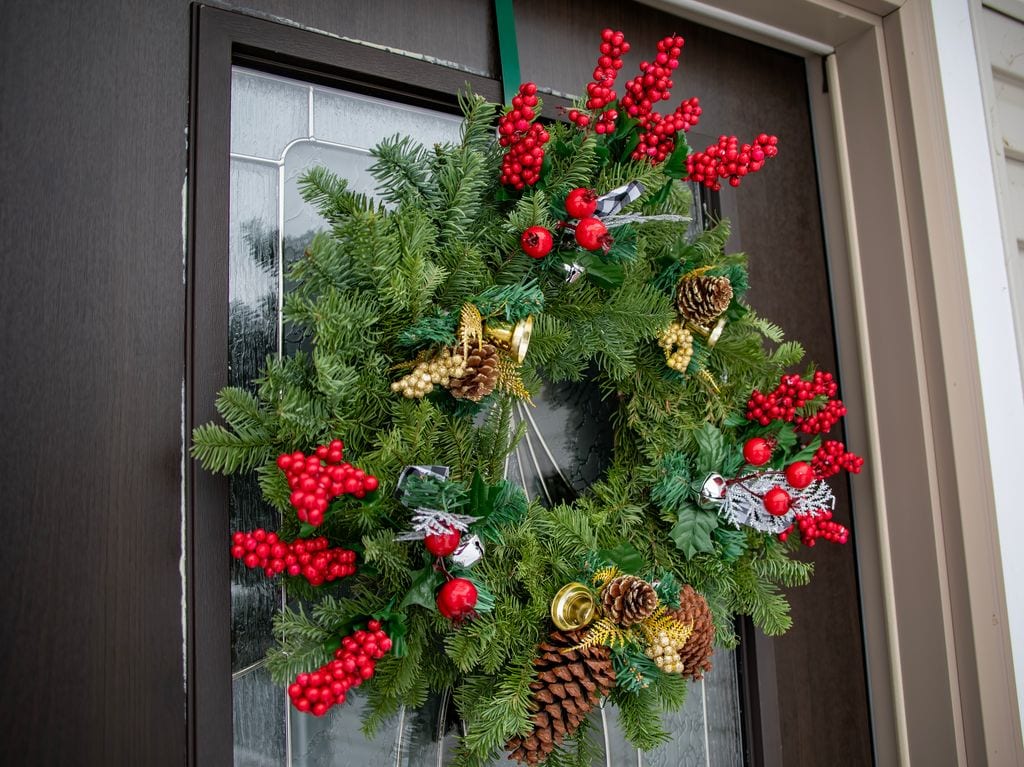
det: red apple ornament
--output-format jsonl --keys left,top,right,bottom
{"left": 424, "top": 526, "right": 462, "bottom": 557}
{"left": 437, "top": 577, "right": 478, "bottom": 620}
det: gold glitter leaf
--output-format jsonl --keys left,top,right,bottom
{"left": 495, "top": 353, "right": 533, "bottom": 403}
{"left": 458, "top": 303, "right": 483, "bottom": 357}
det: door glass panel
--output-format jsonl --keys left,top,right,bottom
{"left": 228, "top": 65, "right": 744, "bottom": 766}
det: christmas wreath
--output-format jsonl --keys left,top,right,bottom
{"left": 194, "top": 27, "right": 863, "bottom": 767}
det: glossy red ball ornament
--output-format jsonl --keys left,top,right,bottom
{"left": 520, "top": 226, "right": 554, "bottom": 259}
{"left": 424, "top": 526, "right": 462, "bottom": 557}
{"left": 436, "top": 577, "right": 478, "bottom": 620}
{"left": 565, "top": 187, "right": 598, "bottom": 219}
{"left": 742, "top": 437, "right": 773, "bottom": 466}
{"left": 784, "top": 461, "right": 814, "bottom": 489}
{"left": 763, "top": 487, "right": 791, "bottom": 516}
{"left": 574, "top": 217, "right": 610, "bottom": 251}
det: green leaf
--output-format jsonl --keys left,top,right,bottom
{"left": 597, "top": 542, "right": 645, "bottom": 574}
{"left": 694, "top": 423, "right": 725, "bottom": 474}
{"left": 669, "top": 502, "right": 718, "bottom": 559}
{"left": 788, "top": 436, "right": 822, "bottom": 465}
{"left": 399, "top": 565, "right": 444, "bottom": 611}
{"left": 713, "top": 527, "right": 747, "bottom": 561}
{"left": 662, "top": 134, "right": 691, "bottom": 180}
{"left": 579, "top": 253, "right": 624, "bottom": 289}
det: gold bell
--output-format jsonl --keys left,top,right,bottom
{"left": 686, "top": 316, "right": 727, "bottom": 348}
{"left": 484, "top": 315, "right": 534, "bottom": 364}
{"left": 550, "top": 582, "right": 596, "bottom": 631}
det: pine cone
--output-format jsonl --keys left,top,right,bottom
{"left": 448, "top": 342, "right": 499, "bottom": 402}
{"left": 601, "top": 575, "right": 657, "bottom": 627}
{"left": 667, "top": 585, "right": 714, "bottom": 680}
{"left": 676, "top": 275, "right": 733, "bottom": 325}
{"left": 507, "top": 630, "right": 616, "bottom": 765}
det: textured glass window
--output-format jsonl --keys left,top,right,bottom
{"left": 228, "top": 66, "right": 743, "bottom": 766}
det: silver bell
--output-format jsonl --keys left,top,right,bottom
{"left": 698, "top": 473, "right": 727, "bottom": 509}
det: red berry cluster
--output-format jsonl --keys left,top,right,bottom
{"left": 745, "top": 371, "right": 841, "bottom": 428}
{"left": 632, "top": 101, "right": 702, "bottom": 163}
{"left": 277, "top": 440, "right": 379, "bottom": 526}
{"left": 499, "top": 83, "right": 550, "bottom": 190}
{"left": 620, "top": 35, "right": 683, "bottom": 119}
{"left": 686, "top": 133, "right": 778, "bottom": 190}
{"left": 570, "top": 28, "right": 630, "bottom": 134}
{"left": 617, "top": 36, "right": 703, "bottom": 164}
{"left": 811, "top": 440, "right": 864, "bottom": 480}
{"left": 796, "top": 398, "right": 847, "bottom": 435}
{"left": 288, "top": 621, "right": 392, "bottom": 717}
{"left": 779, "top": 509, "right": 849, "bottom": 547}
{"left": 231, "top": 529, "right": 357, "bottom": 585}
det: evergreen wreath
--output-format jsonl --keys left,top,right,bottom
{"left": 194, "top": 27, "right": 863, "bottom": 767}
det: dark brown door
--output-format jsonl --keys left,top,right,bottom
{"left": 189, "top": 3, "right": 871, "bottom": 766}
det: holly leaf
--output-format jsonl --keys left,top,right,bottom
{"left": 468, "top": 470, "right": 500, "bottom": 521}
{"left": 399, "top": 565, "right": 444, "bottom": 611}
{"left": 597, "top": 542, "right": 645, "bottom": 574}
{"left": 579, "top": 253, "right": 624, "bottom": 289}
{"left": 662, "top": 134, "right": 691, "bottom": 180}
{"left": 788, "top": 436, "right": 822, "bottom": 465}
{"left": 694, "top": 423, "right": 725, "bottom": 474}
{"left": 299, "top": 522, "right": 318, "bottom": 538}
{"left": 669, "top": 502, "right": 718, "bottom": 559}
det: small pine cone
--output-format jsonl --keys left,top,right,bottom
{"left": 676, "top": 275, "right": 733, "bottom": 325}
{"left": 507, "top": 630, "right": 616, "bottom": 765}
{"left": 601, "top": 575, "right": 658, "bottom": 627}
{"left": 448, "top": 342, "right": 499, "bottom": 402}
{"left": 667, "top": 585, "right": 714, "bottom": 680}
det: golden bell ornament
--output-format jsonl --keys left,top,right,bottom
{"left": 550, "top": 582, "right": 597, "bottom": 631}
{"left": 484, "top": 316, "right": 533, "bottom": 364}
{"left": 686, "top": 316, "right": 727, "bottom": 348}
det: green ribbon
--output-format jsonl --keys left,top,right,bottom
{"left": 494, "top": 0, "right": 521, "bottom": 105}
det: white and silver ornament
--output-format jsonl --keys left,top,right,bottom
{"left": 719, "top": 472, "right": 835, "bottom": 534}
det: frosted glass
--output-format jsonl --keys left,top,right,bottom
{"left": 232, "top": 70, "right": 310, "bottom": 159}
{"left": 282, "top": 141, "right": 376, "bottom": 253}
{"left": 313, "top": 87, "right": 461, "bottom": 150}
{"left": 234, "top": 665, "right": 288, "bottom": 767}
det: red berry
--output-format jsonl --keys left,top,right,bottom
{"left": 763, "top": 487, "right": 791, "bottom": 516}
{"left": 520, "top": 226, "right": 553, "bottom": 259}
{"left": 742, "top": 437, "right": 773, "bottom": 466}
{"left": 785, "top": 461, "right": 814, "bottom": 489}
{"left": 565, "top": 188, "right": 598, "bottom": 219}
{"left": 574, "top": 217, "right": 609, "bottom": 251}
{"left": 424, "top": 526, "right": 462, "bottom": 557}
{"left": 436, "top": 577, "right": 478, "bottom": 620}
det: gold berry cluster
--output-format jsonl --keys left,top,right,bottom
{"left": 390, "top": 349, "right": 467, "bottom": 399}
{"left": 658, "top": 321, "right": 694, "bottom": 373}
{"left": 646, "top": 630, "right": 685, "bottom": 674}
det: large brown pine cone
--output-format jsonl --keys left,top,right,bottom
{"left": 667, "top": 585, "right": 715, "bottom": 680}
{"left": 600, "top": 574, "right": 657, "bottom": 627}
{"left": 676, "top": 275, "right": 733, "bottom": 325}
{"left": 448, "top": 342, "right": 499, "bottom": 402}
{"left": 506, "top": 630, "right": 616, "bottom": 765}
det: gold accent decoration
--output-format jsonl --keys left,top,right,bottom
{"left": 686, "top": 316, "right": 727, "bottom": 348}
{"left": 698, "top": 369, "right": 721, "bottom": 394}
{"left": 495, "top": 354, "right": 533, "bottom": 403}
{"left": 458, "top": 303, "right": 484, "bottom": 357}
{"left": 658, "top": 321, "right": 694, "bottom": 373}
{"left": 591, "top": 566, "right": 622, "bottom": 591}
{"left": 484, "top": 315, "right": 533, "bottom": 363}
{"left": 390, "top": 349, "right": 467, "bottom": 399}
{"left": 568, "top": 616, "right": 633, "bottom": 651}
{"left": 550, "top": 582, "right": 597, "bottom": 631}
{"left": 638, "top": 607, "right": 694, "bottom": 649}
